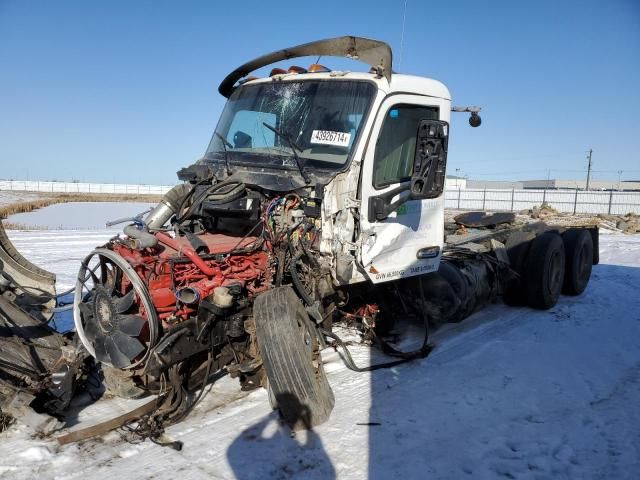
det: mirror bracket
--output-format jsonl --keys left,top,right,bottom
{"left": 367, "top": 184, "right": 411, "bottom": 222}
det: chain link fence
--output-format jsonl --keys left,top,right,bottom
{"left": 3, "top": 180, "right": 639, "bottom": 214}
{"left": 445, "top": 188, "right": 640, "bottom": 215}
{"left": 0, "top": 180, "right": 172, "bottom": 195}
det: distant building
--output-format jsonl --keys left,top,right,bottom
{"left": 521, "top": 179, "right": 640, "bottom": 191}
{"left": 445, "top": 176, "right": 467, "bottom": 189}
{"left": 466, "top": 180, "right": 524, "bottom": 190}
{"left": 453, "top": 178, "right": 640, "bottom": 191}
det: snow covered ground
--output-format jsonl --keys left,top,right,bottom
{"left": 7, "top": 201, "right": 155, "bottom": 230}
{"left": 0, "top": 190, "right": 45, "bottom": 206}
{"left": 1, "top": 228, "right": 639, "bottom": 479}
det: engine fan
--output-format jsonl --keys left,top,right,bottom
{"left": 74, "top": 248, "right": 159, "bottom": 369}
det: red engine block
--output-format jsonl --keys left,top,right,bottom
{"left": 111, "top": 232, "right": 270, "bottom": 327}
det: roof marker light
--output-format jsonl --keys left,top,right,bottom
{"left": 287, "top": 65, "right": 307, "bottom": 74}
{"left": 308, "top": 64, "right": 331, "bottom": 73}
{"left": 269, "top": 68, "right": 287, "bottom": 76}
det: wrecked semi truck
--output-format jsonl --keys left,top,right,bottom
{"left": 1, "top": 37, "right": 597, "bottom": 433}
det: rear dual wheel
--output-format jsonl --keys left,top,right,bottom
{"left": 524, "top": 232, "right": 566, "bottom": 309}
{"left": 505, "top": 229, "right": 593, "bottom": 310}
{"left": 562, "top": 229, "right": 594, "bottom": 296}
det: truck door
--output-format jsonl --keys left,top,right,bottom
{"left": 358, "top": 95, "right": 450, "bottom": 283}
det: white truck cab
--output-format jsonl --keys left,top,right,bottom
{"left": 210, "top": 37, "right": 472, "bottom": 287}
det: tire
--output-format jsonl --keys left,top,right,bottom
{"left": 502, "top": 231, "right": 534, "bottom": 306}
{"left": 524, "top": 232, "right": 565, "bottom": 310}
{"left": 253, "top": 286, "right": 334, "bottom": 430}
{"left": 265, "top": 378, "right": 278, "bottom": 410}
{"left": 589, "top": 228, "right": 600, "bottom": 265}
{"left": 562, "top": 229, "right": 593, "bottom": 295}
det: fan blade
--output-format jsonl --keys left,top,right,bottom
{"left": 83, "top": 318, "right": 99, "bottom": 342}
{"left": 111, "top": 330, "right": 145, "bottom": 363}
{"left": 100, "top": 259, "right": 122, "bottom": 293}
{"left": 78, "top": 302, "right": 93, "bottom": 319}
{"left": 104, "top": 335, "right": 132, "bottom": 369}
{"left": 117, "top": 314, "right": 146, "bottom": 336}
{"left": 114, "top": 290, "right": 135, "bottom": 314}
{"left": 93, "top": 336, "right": 110, "bottom": 364}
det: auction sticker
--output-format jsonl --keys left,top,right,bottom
{"left": 310, "top": 130, "right": 351, "bottom": 147}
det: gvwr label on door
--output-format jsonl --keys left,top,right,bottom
{"left": 372, "top": 263, "right": 437, "bottom": 282}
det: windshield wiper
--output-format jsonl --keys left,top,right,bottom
{"left": 262, "top": 122, "right": 311, "bottom": 184}
{"left": 214, "top": 131, "right": 233, "bottom": 176}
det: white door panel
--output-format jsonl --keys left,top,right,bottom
{"left": 359, "top": 95, "right": 450, "bottom": 284}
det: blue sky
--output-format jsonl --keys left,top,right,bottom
{"left": 0, "top": 0, "right": 638, "bottom": 184}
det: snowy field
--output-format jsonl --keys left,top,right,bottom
{"left": 7, "top": 202, "right": 155, "bottom": 230}
{"left": 2, "top": 227, "right": 640, "bottom": 478}
{"left": 0, "top": 190, "right": 45, "bottom": 206}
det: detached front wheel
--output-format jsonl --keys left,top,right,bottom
{"left": 253, "top": 286, "right": 334, "bottom": 430}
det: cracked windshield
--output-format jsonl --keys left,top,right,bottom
{"left": 205, "top": 80, "right": 375, "bottom": 169}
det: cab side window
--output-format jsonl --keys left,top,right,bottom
{"left": 373, "top": 105, "right": 439, "bottom": 188}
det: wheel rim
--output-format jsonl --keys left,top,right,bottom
{"left": 74, "top": 248, "right": 159, "bottom": 369}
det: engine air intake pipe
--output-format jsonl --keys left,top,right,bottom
{"left": 144, "top": 183, "right": 192, "bottom": 229}
{"left": 154, "top": 232, "right": 217, "bottom": 276}
{"left": 175, "top": 287, "right": 199, "bottom": 305}
{"left": 123, "top": 225, "right": 158, "bottom": 249}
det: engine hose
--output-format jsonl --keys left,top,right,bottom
{"left": 55, "top": 286, "right": 76, "bottom": 297}
{"left": 174, "top": 177, "right": 209, "bottom": 222}
{"left": 288, "top": 253, "right": 314, "bottom": 306}
{"left": 204, "top": 182, "right": 246, "bottom": 205}
{"left": 320, "top": 329, "right": 418, "bottom": 372}
{"left": 124, "top": 225, "right": 158, "bottom": 249}
{"left": 176, "top": 179, "right": 244, "bottom": 223}
{"left": 297, "top": 224, "right": 320, "bottom": 268}
{"left": 51, "top": 304, "right": 74, "bottom": 313}
{"left": 227, "top": 219, "right": 264, "bottom": 254}
{"left": 154, "top": 232, "right": 217, "bottom": 276}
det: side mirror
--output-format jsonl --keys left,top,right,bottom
{"left": 233, "top": 131, "right": 252, "bottom": 148}
{"left": 451, "top": 106, "right": 482, "bottom": 127}
{"left": 410, "top": 120, "right": 449, "bottom": 199}
{"left": 469, "top": 112, "right": 481, "bottom": 127}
